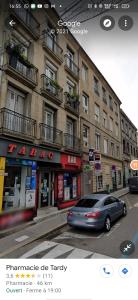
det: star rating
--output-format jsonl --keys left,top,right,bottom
{"left": 15, "top": 273, "right": 35, "bottom": 278}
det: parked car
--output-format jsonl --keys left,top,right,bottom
{"left": 128, "top": 176, "right": 138, "bottom": 193}
{"left": 67, "top": 194, "right": 127, "bottom": 232}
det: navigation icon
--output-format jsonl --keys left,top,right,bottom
{"left": 9, "top": 19, "right": 16, "bottom": 27}
{"left": 100, "top": 16, "right": 115, "bottom": 31}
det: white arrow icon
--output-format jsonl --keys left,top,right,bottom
{"left": 9, "top": 20, "right": 16, "bottom": 27}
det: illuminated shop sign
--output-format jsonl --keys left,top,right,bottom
{"left": 0, "top": 140, "right": 60, "bottom": 163}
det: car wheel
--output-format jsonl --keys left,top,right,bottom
{"left": 123, "top": 205, "right": 127, "bottom": 216}
{"left": 104, "top": 217, "right": 111, "bottom": 232}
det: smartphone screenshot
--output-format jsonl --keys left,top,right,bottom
{"left": 0, "top": 0, "right": 138, "bottom": 299}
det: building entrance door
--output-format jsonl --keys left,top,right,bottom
{"left": 39, "top": 171, "right": 55, "bottom": 207}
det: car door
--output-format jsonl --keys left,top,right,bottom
{"left": 103, "top": 197, "right": 116, "bottom": 221}
{"left": 111, "top": 197, "right": 123, "bottom": 218}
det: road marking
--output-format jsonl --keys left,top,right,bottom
{"left": 67, "top": 248, "right": 92, "bottom": 258}
{"left": 20, "top": 241, "right": 57, "bottom": 258}
{"left": 54, "top": 231, "right": 104, "bottom": 240}
{"left": 106, "top": 223, "right": 120, "bottom": 237}
{"left": 15, "top": 235, "right": 29, "bottom": 242}
{"left": 19, "top": 240, "right": 112, "bottom": 259}
{"left": 42, "top": 244, "right": 74, "bottom": 258}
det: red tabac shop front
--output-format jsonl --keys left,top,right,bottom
{"left": 55, "top": 154, "right": 82, "bottom": 209}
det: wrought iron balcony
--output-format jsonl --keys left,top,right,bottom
{"left": 39, "top": 123, "right": 63, "bottom": 147}
{"left": 64, "top": 134, "right": 80, "bottom": 152}
{"left": 41, "top": 75, "right": 63, "bottom": 104}
{"left": 5, "top": 46, "right": 38, "bottom": 88}
{"left": 42, "top": 31, "right": 63, "bottom": 63}
{"left": 0, "top": 108, "right": 36, "bottom": 139}
{"left": 11, "top": 0, "right": 40, "bottom": 39}
{"left": 64, "top": 54, "right": 79, "bottom": 79}
{"left": 64, "top": 92, "right": 79, "bottom": 116}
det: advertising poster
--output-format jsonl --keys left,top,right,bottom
{"left": 26, "top": 190, "right": 35, "bottom": 208}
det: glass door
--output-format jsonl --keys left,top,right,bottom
{"left": 44, "top": 110, "right": 54, "bottom": 143}
{"left": 66, "top": 119, "right": 74, "bottom": 148}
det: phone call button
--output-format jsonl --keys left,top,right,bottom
{"left": 100, "top": 265, "right": 114, "bottom": 278}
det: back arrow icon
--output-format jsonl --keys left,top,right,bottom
{"left": 9, "top": 20, "right": 16, "bottom": 27}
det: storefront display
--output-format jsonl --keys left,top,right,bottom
{"left": 0, "top": 138, "right": 63, "bottom": 228}
{"left": 3, "top": 159, "right": 37, "bottom": 211}
{"left": 55, "top": 153, "right": 82, "bottom": 209}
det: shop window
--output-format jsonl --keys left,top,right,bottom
{"left": 3, "top": 161, "right": 36, "bottom": 211}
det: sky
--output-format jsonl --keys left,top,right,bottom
{"left": 74, "top": 11, "right": 138, "bottom": 129}
{"left": 53, "top": 0, "right": 138, "bottom": 129}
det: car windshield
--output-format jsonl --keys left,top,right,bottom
{"left": 75, "top": 198, "right": 99, "bottom": 208}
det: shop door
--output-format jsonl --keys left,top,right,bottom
{"left": 40, "top": 173, "right": 49, "bottom": 207}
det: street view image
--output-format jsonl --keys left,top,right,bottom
{"left": 0, "top": 0, "right": 138, "bottom": 259}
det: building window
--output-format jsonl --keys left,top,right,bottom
{"left": 115, "top": 122, "right": 119, "bottom": 137}
{"left": 109, "top": 95, "right": 113, "bottom": 110}
{"left": 97, "top": 175, "right": 103, "bottom": 189}
{"left": 94, "top": 76, "right": 99, "bottom": 95}
{"left": 111, "top": 142, "right": 114, "bottom": 156}
{"left": 45, "top": 62, "right": 57, "bottom": 80}
{"left": 103, "top": 111, "right": 107, "bottom": 128}
{"left": 123, "top": 140, "right": 125, "bottom": 153}
{"left": 83, "top": 125, "right": 89, "bottom": 147}
{"left": 114, "top": 102, "right": 118, "bottom": 116}
{"left": 104, "top": 139, "right": 108, "bottom": 154}
{"left": 109, "top": 117, "right": 113, "bottom": 132}
{"left": 82, "top": 93, "right": 89, "bottom": 114}
{"left": 125, "top": 123, "right": 129, "bottom": 135}
{"left": 95, "top": 103, "right": 100, "bottom": 122}
{"left": 82, "top": 63, "right": 88, "bottom": 81}
{"left": 95, "top": 133, "right": 100, "bottom": 151}
{"left": 118, "top": 170, "right": 122, "bottom": 185}
{"left": 102, "top": 87, "right": 107, "bottom": 103}
{"left": 122, "top": 119, "right": 124, "bottom": 130}
{"left": 66, "top": 79, "right": 75, "bottom": 94}
{"left": 116, "top": 146, "right": 120, "bottom": 157}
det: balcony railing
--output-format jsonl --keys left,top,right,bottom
{"left": 0, "top": 108, "right": 36, "bottom": 138}
{"left": 64, "top": 55, "right": 79, "bottom": 78}
{"left": 11, "top": 0, "right": 40, "bottom": 38}
{"left": 6, "top": 49, "right": 38, "bottom": 86}
{"left": 64, "top": 92, "right": 79, "bottom": 115}
{"left": 41, "top": 75, "right": 63, "bottom": 102}
{"left": 42, "top": 31, "right": 63, "bottom": 61}
{"left": 64, "top": 133, "right": 80, "bottom": 152}
{"left": 39, "top": 123, "right": 62, "bottom": 146}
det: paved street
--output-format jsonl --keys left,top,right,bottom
{"left": 3, "top": 193, "right": 138, "bottom": 259}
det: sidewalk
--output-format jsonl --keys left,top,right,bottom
{"left": 0, "top": 187, "right": 129, "bottom": 258}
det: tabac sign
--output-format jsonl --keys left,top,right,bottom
{"left": 0, "top": 139, "right": 60, "bottom": 163}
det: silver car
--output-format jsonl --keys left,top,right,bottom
{"left": 67, "top": 194, "right": 127, "bottom": 232}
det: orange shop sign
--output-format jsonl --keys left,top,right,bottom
{"left": 130, "top": 160, "right": 138, "bottom": 170}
